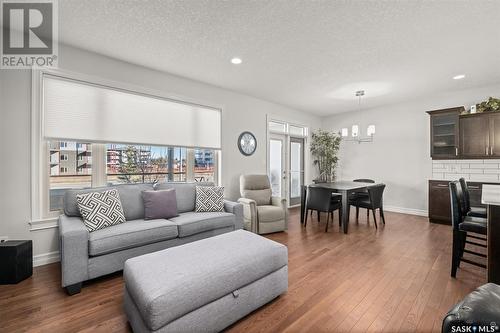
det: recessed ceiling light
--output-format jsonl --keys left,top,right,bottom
{"left": 231, "top": 57, "right": 242, "bottom": 65}
{"left": 453, "top": 74, "right": 465, "bottom": 80}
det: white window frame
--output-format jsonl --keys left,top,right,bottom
{"left": 30, "top": 68, "right": 223, "bottom": 230}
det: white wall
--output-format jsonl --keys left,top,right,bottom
{"left": 0, "top": 44, "right": 321, "bottom": 262}
{"left": 322, "top": 83, "right": 500, "bottom": 215}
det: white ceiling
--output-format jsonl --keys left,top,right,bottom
{"left": 58, "top": 0, "right": 500, "bottom": 116}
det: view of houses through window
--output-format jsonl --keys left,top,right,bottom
{"left": 49, "top": 141, "right": 217, "bottom": 211}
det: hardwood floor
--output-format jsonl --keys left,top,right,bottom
{"left": 0, "top": 209, "right": 486, "bottom": 332}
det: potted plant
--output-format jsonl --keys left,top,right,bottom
{"left": 310, "top": 129, "right": 342, "bottom": 183}
{"left": 476, "top": 97, "right": 500, "bottom": 113}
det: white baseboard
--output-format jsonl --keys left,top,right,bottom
{"left": 33, "top": 251, "right": 60, "bottom": 267}
{"left": 383, "top": 205, "right": 428, "bottom": 217}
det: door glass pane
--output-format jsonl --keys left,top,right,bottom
{"left": 269, "top": 139, "right": 282, "bottom": 197}
{"left": 290, "top": 141, "right": 302, "bottom": 198}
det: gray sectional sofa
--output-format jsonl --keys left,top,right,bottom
{"left": 58, "top": 182, "right": 243, "bottom": 295}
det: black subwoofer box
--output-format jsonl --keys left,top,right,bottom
{"left": 0, "top": 240, "right": 33, "bottom": 284}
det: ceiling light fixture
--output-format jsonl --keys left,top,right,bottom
{"left": 453, "top": 74, "right": 465, "bottom": 80}
{"left": 340, "top": 90, "right": 375, "bottom": 143}
{"left": 231, "top": 57, "right": 242, "bottom": 65}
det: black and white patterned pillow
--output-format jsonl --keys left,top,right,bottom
{"left": 195, "top": 186, "right": 224, "bottom": 212}
{"left": 76, "top": 189, "right": 126, "bottom": 232}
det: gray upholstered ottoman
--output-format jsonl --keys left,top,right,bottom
{"left": 123, "top": 230, "right": 288, "bottom": 333}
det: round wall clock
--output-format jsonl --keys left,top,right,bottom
{"left": 238, "top": 131, "right": 257, "bottom": 156}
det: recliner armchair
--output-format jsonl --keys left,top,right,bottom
{"left": 238, "top": 175, "right": 287, "bottom": 234}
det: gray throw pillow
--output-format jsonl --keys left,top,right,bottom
{"left": 142, "top": 189, "right": 178, "bottom": 220}
{"left": 76, "top": 189, "right": 126, "bottom": 232}
{"left": 195, "top": 186, "right": 224, "bottom": 212}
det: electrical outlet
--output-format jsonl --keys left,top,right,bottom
{"left": 0, "top": 236, "right": 8, "bottom": 242}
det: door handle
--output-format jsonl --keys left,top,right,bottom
{"left": 491, "top": 146, "right": 494, "bottom": 155}
{"left": 486, "top": 146, "right": 489, "bottom": 156}
{"left": 455, "top": 147, "right": 458, "bottom": 156}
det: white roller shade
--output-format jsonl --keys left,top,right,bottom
{"left": 42, "top": 75, "right": 221, "bottom": 149}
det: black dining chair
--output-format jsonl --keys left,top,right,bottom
{"left": 351, "top": 178, "right": 375, "bottom": 219}
{"left": 459, "top": 178, "right": 487, "bottom": 218}
{"left": 349, "top": 184, "right": 386, "bottom": 229}
{"left": 449, "top": 181, "right": 487, "bottom": 278}
{"left": 304, "top": 187, "right": 342, "bottom": 232}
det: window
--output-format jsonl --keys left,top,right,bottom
{"left": 269, "top": 121, "right": 286, "bottom": 133}
{"left": 194, "top": 149, "right": 216, "bottom": 182}
{"left": 289, "top": 125, "right": 307, "bottom": 137}
{"left": 49, "top": 140, "right": 92, "bottom": 211}
{"left": 106, "top": 144, "right": 187, "bottom": 184}
{"left": 34, "top": 70, "right": 222, "bottom": 221}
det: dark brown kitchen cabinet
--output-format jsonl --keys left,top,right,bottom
{"left": 428, "top": 180, "right": 451, "bottom": 224}
{"left": 426, "top": 107, "right": 463, "bottom": 159}
{"left": 460, "top": 114, "right": 491, "bottom": 157}
{"left": 489, "top": 113, "right": 500, "bottom": 156}
{"left": 460, "top": 112, "right": 500, "bottom": 158}
{"left": 428, "top": 180, "right": 489, "bottom": 224}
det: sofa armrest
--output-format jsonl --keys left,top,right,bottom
{"left": 58, "top": 215, "right": 89, "bottom": 287}
{"left": 271, "top": 196, "right": 288, "bottom": 230}
{"left": 237, "top": 198, "right": 258, "bottom": 233}
{"left": 224, "top": 200, "right": 244, "bottom": 230}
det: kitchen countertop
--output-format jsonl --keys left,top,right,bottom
{"left": 481, "top": 184, "right": 500, "bottom": 206}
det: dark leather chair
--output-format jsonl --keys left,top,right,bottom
{"left": 351, "top": 179, "right": 375, "bottom": 219}
{"left": 449, "top": 181, "right": 487, "bottom": 278}
{"left": 459, "top": 178, "right": 488, "bottom": 218}
{"left": 304, "top": 186, "right": 342, "bottom": 232}
{"left": 349, "top": 184, "right": 386, "bottom": 229}
{"left": 442, "top": 283, "right": 500, "bottom": 333}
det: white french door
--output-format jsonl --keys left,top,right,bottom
{"left": 289, "top": 137, "right": 304, "bottom": 206}
{"left": 269, "top": 134, "right": 286, "bottom": 198}
{"left": 268, "top": 131, "right": 305, "bottom": 207}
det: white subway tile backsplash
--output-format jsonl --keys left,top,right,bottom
{"left": 469, "top": 174, "right": 500, "bottom": 181}
{"left": 432, "top": 172, "right": 445, "bottom": 180}
{"left": 444, "top": 173, "right": 469, "bottom": 180}
{"left": 432, "top": 159, "right": 500, "bottom": 181}
{"left": 456, "top": 159, "right": 485, "bottom": 164}
{"left": 469, "top": 163, "right": 499, "bottom": 169}
{"left": 466, "top": 169, "right": 485, "bottom": 174}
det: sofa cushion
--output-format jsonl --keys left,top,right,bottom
{"left": 89, "top": 219, "right": 179, "bottom": 256}
{"left": 257, "top": 205, "right": 285, "bottom": 223}
{"left": 64, "top": 183, "right": 154, "bottom": 220}
{"left": 168, "top": 212, "right": 235, "bottom": 237}
{"left": 123, "top": 230, "right": 288, "bottom": 331}
{"left": 77, "top": 189, "right": 126, "bottom": 232}
{"left": 155, "top": 182, "right": 213, "bottom": 213}
{"left": 142, "top": 189, "right": 178, "bottom": 220}
{"left": 195, "top": 186, "right": 224, "bottom": 212}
